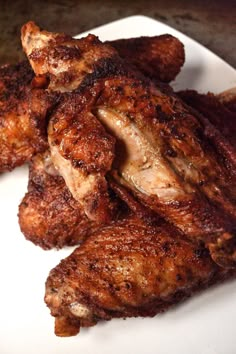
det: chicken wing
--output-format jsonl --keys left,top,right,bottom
{"left": 95, "top": 78, "right": 236, "bottom": 267}
{"left": 45, "top": 216, "right": 234, "bottom": 336}
{"left": 21, "top": 22, "right": 236, "bottom": 267}
{"left": 18, "top": 151, "right": 123, "bottom": 249}
{"left": 0, "top": 61, "right": 51, "bottom": 172}
{"left": 21, "top": 22, "right": 125, "bottom": 223}
{"left": 108, "top": 34, "right": 184, "bottom": 83}
{"left": 52, "top": 81, "right": 236, "bottom": 266}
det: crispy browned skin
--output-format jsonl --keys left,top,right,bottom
{"left": 179, "top": 90, "right": 236, "bottom": 148}
{"left": 96, "top": 77, "right": 236, "bottom": 267}
{"left": 18, "top": 151, "right": 102, "bottom": 249}
{"left": 0, "top": 61, "right": 51, "bottom": 172}
{"left": 108, "top": 35, "right": 185, "bottom": 83}
{"left": 45, "top": 217, "right": 233, "bottom": 336}
{"left": 21, "top": 22, "right": 118, "bottom": 92}
{"left": 21, "top": 22, "right": 236, "bottom": 267}
{"left": 21, "top": 22, "right": 185, "bottom": 92}
{"left": 21, "top": 22, "right": 121, "bottom": 223}
{"left": 0, "top": 34, "right": 184, "bottom": 173}
{"left": 18, "top": 151, "right": 125, "bottom": 249}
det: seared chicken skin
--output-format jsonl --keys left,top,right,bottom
{"left": 45, "top": 217, "right": 234, "bottom": 337}
{"left": 21, "top": 22, "right": 184, "bottom": 92}
{"left": 18, "top": 151, "right": 102, "bottom": 249}
{"left": 108, "top": 35, "right": 184, "bottom": 83}
{"left": 21, "top": 22, "right": 236, "bottom": 267}
{"left": 0, "top": 61, "right": 51, "bottom": 172}
{"left": 0, "top": 33, "right": 183, "bottom": 173}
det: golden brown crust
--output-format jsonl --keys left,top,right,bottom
{"left": 108, "top": 34, "right": 185, "bottom": 83}
{"left": 45, "top": 217, "right": 234, "bottom": 336}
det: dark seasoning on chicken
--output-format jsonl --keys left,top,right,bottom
{"left": 0, "top": 21, "right": 236, "bottom": 337}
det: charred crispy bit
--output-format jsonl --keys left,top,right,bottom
{"left": 108, "top": 34, "right": 185, "bottom": 83}
{"left": 45, "top": 217, "right": 233, "bottom": 336}
{"left": 179, "top": 90, "right": 236, "bottom": 148}
{"left": 22, "top": 23, "right": 236, "bottom": 266}
{"left": 0, "top": 60, "right": 33, "bottom": 95}
{"left": 0, "top": 61, "right": 50, "bottom": 172}
{"left": 18, "top": 151, "right": 102, "bottom": 249}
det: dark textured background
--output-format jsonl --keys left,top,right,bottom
{"left": 0, "top": 0, "right": 235, "bottom": 67}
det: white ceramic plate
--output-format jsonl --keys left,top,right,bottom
{"left": 1, "top": 15, "right": 236, "bottom": 354}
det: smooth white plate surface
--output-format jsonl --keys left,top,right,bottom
{"left": 1, "top": 15, "right": 236, "bottom": 354}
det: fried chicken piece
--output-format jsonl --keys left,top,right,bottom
{"left": 0, "top": 28, "right": 182, "bottom": 173}
{"left": 45, "top": 217, "right": 233, "bottom": 336}
{"left": 48, "top": 92, "right": 117, "bottom": 223}
{"left": 18, "top": 151, "right": 126, "bottom": 249}
{"left": 178, "top": 89, "right": 236, "bottom": 148}
{"left": 0, "top": 34, "right": 184, "bottom": 173}
{"left": 21, "top": 22, "right": 120, "bottom": 223}
{"left": 108, "top": 35, "right": 185, "bottom": 83}
{"left": 21, "top": 22, "right": 236, "bottom": 267}
{"left": 0, "top": 61, "right": 51, "bottom": 172}
{"left": 95, "top": 77, "right": 236, "bottom": 267}
{"left": 18, "top": 151, "right": 106, "bottom": 249}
